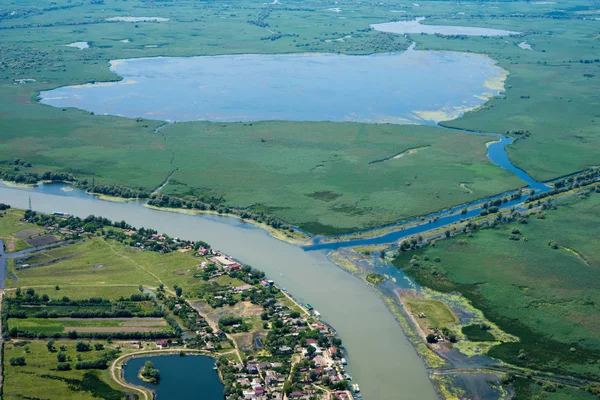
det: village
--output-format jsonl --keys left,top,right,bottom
{"left": 195, "top": 251, "right": 361, "bottom": 400}
{"left": 11, "top": 209, "right": 361, "bottom": 399}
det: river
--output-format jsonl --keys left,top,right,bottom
{"left": 0, "top": 183, "right": 438, "bottom": 400}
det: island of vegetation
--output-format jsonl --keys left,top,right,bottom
{"left": 0, "top": 205, "right": 359, "bottom": 400}
{"left": 139, "top": 361, "right": 160, "bottom": 384}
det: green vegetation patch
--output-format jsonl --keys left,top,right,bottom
{"left": 461, "top": 324, "right": 496, "bottom": 342}
{"left": 365, "top": 273, "right": 385, "bottom": 285}
{"left": 404, "top": 297, "right": 457, "bottom": 331}
{"left": 3, "top": 340, "right": 127, "bottom": 400}
{"left": 394, "top": 194, "right": 600, "bottom": 379}
{"left": 513, "top": 377, "right": 599, "bottom": 400}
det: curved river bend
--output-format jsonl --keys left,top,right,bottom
{"left": 0, "top": 183, "right": 438, "bottom": 400}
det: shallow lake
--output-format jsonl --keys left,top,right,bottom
{"left": 371, "top": 17, "right": 519, "bottom": 36}
{"left": 123, "top": 355, "right": 223, "bottom": 399}
{"left": 40, "top": 49, "right": 506, "bottom": 124}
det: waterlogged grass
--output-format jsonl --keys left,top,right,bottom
{"left": 513, "top": 377, "right": 598, "bottom": 400}
{"left": 163, "top": 121, "right": 521, "bottom": 233}
{"left": 394, "top": 194, "right": 600, "bottom": 379}
{"left": 3, "top": 340, "right": 130, "bottom": 400}
{"left": 461, "top": 324, "right": 496, "bottom": 342}
{"left": 419, "top": 17, "right": 600, "bottom": 181}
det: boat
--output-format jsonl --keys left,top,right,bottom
{"left": 341, "top": 358, "right": 347, "bottom": 365}
{"left": 313, "top": 310, "right": 321, "bottom": 317}
{"left": 344, "top": 374, "right": 352, "bottom": 381}
{"left": 352, "top": 384, "right": 360, "bottom": 393}
{"left": 305, "top": 303, "right": 313, "bottom": 311}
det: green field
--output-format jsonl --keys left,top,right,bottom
{"left": 3, "top": 340, "right": 130, "bottom": 400}
{"left": 8, "top": 317, "right": 168, "bottom": 335}
{"left": 7, "top": 235, "right": 204, "bottom": 293}
{"left": 404, "top": 298, "right": 458, "bottom": 331}
{"left": 394, "top": 193, "right": 600, "bottom": 379}
{"left": 1, "top": 0, "right": 598, "bottom": 233}
{"left": 0, "top": 208, "right": 42, "bottom": 252}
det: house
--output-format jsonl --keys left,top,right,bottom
{"left": 247, "top": 363, "right": 259, "bottom": 374}
{"left": 279, "top": 345, "right": 292, "bottom": 353}
{"left": 155, "top": 340, "right": 168, "bottom": 349}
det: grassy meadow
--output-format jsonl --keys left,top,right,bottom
{"left": 6, "top": 235, "right": 207, "bottom": 293}
{"left": 1, "top": 0, "right": 598, "bottom": 233}
{"left": 394, "top": 193, "right": 600, "bottom": 379}
{"left": 3, "top": 340, "right": 131, "bottom": 400}
{"left": 0, "top": 208, "right": 43, "bottom": 252}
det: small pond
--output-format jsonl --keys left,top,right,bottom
{"left": 123, "top": 354, "right": 223, "bottom": 399}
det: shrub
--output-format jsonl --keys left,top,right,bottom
{"left": 9, "top": 357, "right": 26, "bottom": 366}
{"left": 56, "top": 362, "right": 71, "bottom": 371}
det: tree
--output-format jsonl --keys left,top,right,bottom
{"left": 47, "top": 340, "right": 56, "bottom": 352}
{"left": 76, "top": 341, "right": 91, "bottom": 352}
{"left": 55, "top": 285, "right": 61, "bottom": 291}
{"left": 57, "top": 353, "right": 67, "bottom": 362}
{"left": 175, "top": 287, "right": 183, "bottom": 297}
{"left": 426, "top": 334, "right": 438, "bottom": 344}
{"left": 140, "top": 361, "right": 160, "bottom": 384}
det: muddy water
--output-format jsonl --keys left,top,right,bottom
{"left": 0, "top": 183, "right": 437, "bottom": 400}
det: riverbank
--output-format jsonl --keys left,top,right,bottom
{"left": 143, "top": 204, "right": 311, "bottom": 246}
{"left": 0, "top": 184, "right": 440, "bottom": 399}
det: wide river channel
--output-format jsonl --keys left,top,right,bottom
{"left": 0, "top": 182, "right": 438, "bottom": 400}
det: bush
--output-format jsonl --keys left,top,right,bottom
{"left": 9, "top": 357, "right": 26, "bottom": 366}
{"left": 74, "top": 359, "right": 108, "bottom": 370}
{"left": 56, "top": 362, "right": 71, "bottom": 371}
{"left": 76, "top": 341, "right": 91, "bottom": 352}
